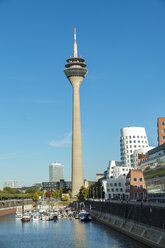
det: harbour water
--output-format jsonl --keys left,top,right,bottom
{"left": 0, "top": 214, "right": 148, "bottom": 248}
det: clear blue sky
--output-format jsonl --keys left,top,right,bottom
{"left": 0, "top": 0, "right": 165, "bottom": 188}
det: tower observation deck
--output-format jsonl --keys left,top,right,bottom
{"left": 64, "top": 28, "right": 88, "bottom": 196}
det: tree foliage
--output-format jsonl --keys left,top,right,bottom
{"left": 46, "top": 190, "right": 52, "bottom": 198}
{"left": 0, "top": 187, "right": 31, "bottom": 200}
{"left": 61, "top": 194, "right": 69, "bottom": 201}
{"left": 25, "top": 188, "right": 37, "bottom": 194}
{"left": 77, "top": 186, "right": 88, "bottom": 201}
{"left": 68, "top": 190, "right": 72, "bottom": 198}
{"left": 3, "top": 187, "right": 20, "bottom": 194}
{"left": 88, "top": 181, "right": 104, "bottom": 199}
{"left": 33, "top": 192, "right": 39, "bottom": 201}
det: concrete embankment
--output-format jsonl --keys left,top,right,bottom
{"left": 0, "top": 199, "right": 33, "bottom": 216}
{"left": 85, "top": 201, "right": 165, "bottom": 248}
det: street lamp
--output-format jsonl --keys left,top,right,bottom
{"left": 96, "top": 187, "right": 98, "bottom": 199}
{"left": 100, "top": 186, "right": 102, "bottom": 200}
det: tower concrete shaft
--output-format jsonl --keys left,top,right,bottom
{"left": 64, "top": 29, "right": 88, "bottom": 196}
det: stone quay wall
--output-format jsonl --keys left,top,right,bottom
{"left": 0, "top": 199, "right": 33, "bottom": 216}
{"left": 85, "top": 200, "right": 165, "bottom": 248}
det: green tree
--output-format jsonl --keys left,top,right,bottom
{"left": 25, "top": 188, "right": 37, "bottom": 194}
{"left": 3, "top": 187, "right": 19, "bottom": 194}
{"left": 77, "top": 186, "right": 88, "bottom": 201}
{"left": 52, "top": 189, "right": 61, "bottom": 199}
{"left": 33, "top": 192, "right": 39, "bottom": 201}
{"left": 61, "top": 194, "right": 69, "bottom": 201}
{"left": 68, "top": 190, "right": 72, "bottom": 199}
{"left": 88, "top": 181, "right": 104, "bottom": 199}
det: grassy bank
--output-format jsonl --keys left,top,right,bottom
{"left": 144, "top": 166, "right": 165, "bottom": 180}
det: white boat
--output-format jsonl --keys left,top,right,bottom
{"left": 42, "top": 215, "right": 49, "bottom": 221}
{"left": 15, "top": 213, "right": 22, "bottom": 219}
{"left": 32, "top": 215, "right": 40, "bottom": 221}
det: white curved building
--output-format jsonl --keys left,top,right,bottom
{"left": 106, "top": 160, "right": 130, "bottom": 179}
{"left": 120, "top": 127, "right": 149, "bottom": 167}
{"left": 132, "top": 147, "right": 155, "bottom": 168}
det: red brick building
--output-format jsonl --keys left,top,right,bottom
{"left": 157, "top": 117, "right": 165, "bottom": 146}
{"left": 126, "top": 170, "right": 146, "bottom": 200}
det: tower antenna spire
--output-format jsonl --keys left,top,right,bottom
{"left": 74, "top": 28, "right": 77, "bottom": 57}
{"left": 64, "top": 29, "right": 88, "bottom": 196}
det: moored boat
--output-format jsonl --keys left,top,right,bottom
{"left": 32, "top": 215, "right": 40, "bottom": 221}
{"left": 21, "top": 214, "right": 31, "bottom": 222}
{"left": 79, "top": 212, "right": 92, "bottom": 222}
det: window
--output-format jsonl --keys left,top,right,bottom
{"left": 130, "top": 141, "right": 132, "bottom": 143}
{"left": 134, "top": 185, "right": 138, "bottom": 189}
{"left": 120, "top": 188, "right": 123, "bottom": 192}
{"left": 139, "top": 178, "right": 143, "bottom": 182}
{"left": 130, "top": 145, "right": 132, "bottom": 148}
{"left": 163, "top": 136, "right": 165, "bottom": 140}
{"left": 116, "top": 188, "right": 118, "bottom": 192}
{"left": 114, "top": 183, "right": 117, "bottom": 187}
{"left": 134, "top": 140, "right": 136, "bottom": 143}
{"left": 134, "top": 145, "right": 136, "bottom": 148}
{"left": 162, "top": 122, "right": 165, "bottom": 126}
{"left": 138, "top": 140, "right": 140, "bottom": 143}
{"left": 134, "top": 178, "right": 137, "bottom": 182}
{"left": 129, "top": 136, "right": 131, "bottom": 138}
{"left": 137, "top": 136, "right": 139, "bottom": 138}
{"left": 110, "top": 183, "right": 113, "bottom": 187}
{"left": 118, "top": 183, "right": 121, "bottom": 186}
{"left": 162, "top": 129, "right": 165, "bottom": 133}
{"left": 133, "top": 136, "right": 135, "bottom": 138}
{"left": 140, "top": 185, "right": 143, "bottom": 189}
{"left": 134, "top": 192, "right": 138, "bottom": 199}
{"left": 111, "top": 188, "right": 114, "bottom": 192}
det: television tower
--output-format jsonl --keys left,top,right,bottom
{"left": 64, "top": 28, "right": 88, "bottom": 196}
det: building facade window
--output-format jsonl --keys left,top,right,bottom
{"left": 134, "top": 192, "right": 138, "bottom": 199}
{"left": 139, "top": 178, "right": 143, "bottom": 182}
{"left": 162, "top": 122, "right": 165, "bottom": 126}
{"left": 134, "top": 178, "right": 137, "bottom": 182}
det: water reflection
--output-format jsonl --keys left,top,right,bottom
{"left": 72, "top": 219, "right": 86, "bottom": 247}
{"left": 0, "top": 215, "right": 149, "bottom": 248}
